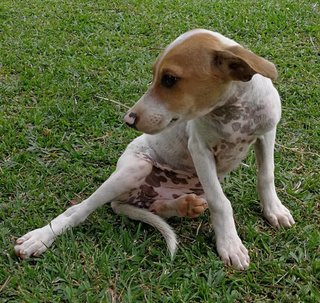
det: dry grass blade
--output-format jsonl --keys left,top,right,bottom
{"left": 96, "top": 95, "right": 130, "bottom": 109}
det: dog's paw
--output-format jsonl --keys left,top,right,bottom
{"left": 263, "top": 203, "right": 295, "bottom": 228}
{"left": 216, "top": 236, "right": 250, "bottom": 270}
{"left": 14, "top": 226, "right": 55, "bottom": 259}
{"left": 177, "top": 194, "right": 208, "bottom": 218}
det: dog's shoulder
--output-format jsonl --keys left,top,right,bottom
{"left": 207, "top": 75, "right": 281, "bottom": 137}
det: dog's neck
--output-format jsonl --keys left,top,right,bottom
{"left": 213, "top": 79, "right": 252, "bottom": 109}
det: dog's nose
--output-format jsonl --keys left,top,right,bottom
{"left": 124, "top": 112, "right": 138, "bottom": 128}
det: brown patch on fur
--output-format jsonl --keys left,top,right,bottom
{"left": 226, "top": 46, "right": 278, "bottom": 80}
{"left": 232, "top": 122, "right": 241, "bottom": 131}
{"left": 212, "top": 105, "right": 244, "bottom": 124}
{"left": 145, "top": 167, "right": 167, "bottom": 187}
{"left": 127, "top": 185, "right": 158, "bottom": 209}
{"left": 189, "top": 188, "right": 204, "bottom": 196}
{"left": 163, "top": 169, "right": 188, "bottom": 185}
{"left": 240, "top": 122, "right": 254, "bottom": 134}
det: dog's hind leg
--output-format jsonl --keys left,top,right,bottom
{"left": 148, "top": 194, "right": 207, "bottom": 219}
{"left": 14, "top": 151, "right": 153, "bottom": 259}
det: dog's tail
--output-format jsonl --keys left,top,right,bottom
{"left": 111, "top": 202, "right": 177, "bottom": 257}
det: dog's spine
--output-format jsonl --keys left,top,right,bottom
{"left": 111, "top": 202, "right": 177, "bottom": 257}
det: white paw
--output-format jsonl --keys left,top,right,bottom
{"left": 263, "top": 203, "right": 295, "bottom": 228}
{"left": 216, "top": 236, "right": 250, "bottom": 270}
{"left": 14, "top": 226, "right": 55, "bottom": 259}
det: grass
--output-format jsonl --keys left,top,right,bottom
{"left": 0, "top": 0, "right": 319, "bottom": 302}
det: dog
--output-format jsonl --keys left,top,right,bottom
{"left": 14, "top": 29, "right": 295, "bottom": 270}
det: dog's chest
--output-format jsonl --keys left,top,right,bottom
{"left": 207, "top": 100, "right": 275, "bottom": 173}
{"left": 211, "top": 99, "right": 274, "bottom": 137}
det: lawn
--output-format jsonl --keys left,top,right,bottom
{"left": 0, "top": 0, "right": 319, "bottom": 302}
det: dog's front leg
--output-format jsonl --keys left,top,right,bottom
{"left": 187, "top": 128, "right": 249, "bottom": 270}
{"left": 254, "top": 129, "right": 295, "bottom": 228}
{"left": 14, "top": 151, "right": 153, "bottom": 259}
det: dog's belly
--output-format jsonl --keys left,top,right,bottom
{"left": 117, "top": 135, "right": 254, "bottom": 209}
{"left": 118, "top": 138, "right": 253, "bottom": 208}
{"left": 118, "top": 159, "right": 203, "bottom": 209}
{"left": 120, "top": 131, "right": 257, "bottom": 208}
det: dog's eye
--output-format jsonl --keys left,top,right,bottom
{"left": 161, "top": 74, "right": 178, "bottom": 88}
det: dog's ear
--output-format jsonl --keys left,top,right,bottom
{"left": 212, "top": 46, "right": 278, "bottom": 82}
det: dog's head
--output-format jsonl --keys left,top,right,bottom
{"left": 124, "top": 29, "right": 277, "bottom": 134}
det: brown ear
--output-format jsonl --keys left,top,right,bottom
{"left": 213, "top": 46, "right": 278, "bottom": 82}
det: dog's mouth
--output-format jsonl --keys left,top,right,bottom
{"left": 168, "top": 117, "right": 180, "bottom": 126}
{"left": 143, "top": 117, "right": 180, "bottom": 135}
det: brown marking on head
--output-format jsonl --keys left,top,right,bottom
{"left": 150, "top": 33, "right": 229, "bottom": 115}
{"left": 219, "top": 46, "right": 278, "bottom": 81}
{"left": 151, "top": 32, "right": 277, "bottom": 110}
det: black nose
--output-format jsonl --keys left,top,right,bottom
{"left": 124, "top": 112, "right": 138, "bottom": 128}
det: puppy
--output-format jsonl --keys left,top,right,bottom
{"left": 15, "top": 29, "right": 295, "bottom": 270}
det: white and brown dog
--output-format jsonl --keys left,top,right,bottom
{"left": 15, "top": 29, "right": 295, "bottom": 270}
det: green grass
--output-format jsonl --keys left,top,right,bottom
{"left": 0, "top": 0, "right": 319, "bottom": 302}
